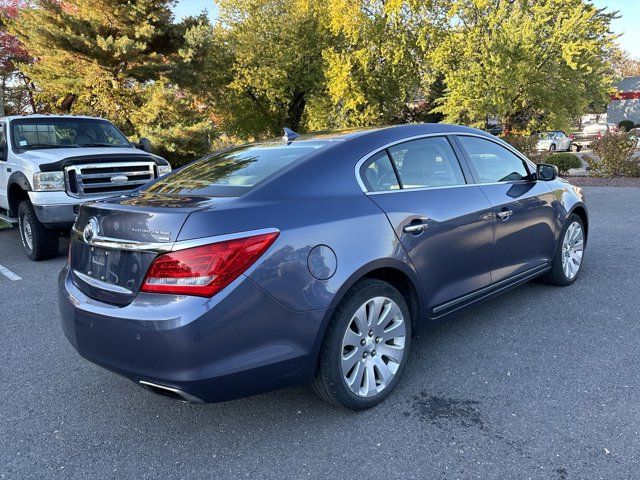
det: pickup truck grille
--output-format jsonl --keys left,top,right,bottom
{"left": 65, "top": 162, "right": 156, "bottom": 197}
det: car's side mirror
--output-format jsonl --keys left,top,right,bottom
{"left": 137, "top": 137, "right": 152, "bottom": 153}
{"left": 537, "top": 163, "right": 558, "bottom": 181}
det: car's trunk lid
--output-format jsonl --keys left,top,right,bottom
{"left": 69, "top": 193, "right": 228, "bottom": 305}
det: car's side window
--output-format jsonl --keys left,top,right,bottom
{"left": 360, "top": 150, "right": 400, "bottom": 192}
{"left": 387, "top": 137, "right": 465, "bottom": 189}
{"left": 457, "top": 136, "right": 530, "bottom": 183}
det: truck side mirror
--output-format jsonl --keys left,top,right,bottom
{"left": 137, "top": 137, "right": 152, "bottom": 153}
{"left": 0, "top": 141, "right": 7, "bottom": 162}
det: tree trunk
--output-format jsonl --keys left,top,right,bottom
{"left": 21, "top": 74, "right": 37, "bottom": 114}
{"left": 59, "top": 93, "right": 76, "bottom": 113}
{"left": 0, "top": 76, "right": 5, "bottom": 117}
{"left": 285, "top": 90, "right": 306, "bottom": 133}
{"left": 503, "top": 115, "right": 514, "bottom": 135}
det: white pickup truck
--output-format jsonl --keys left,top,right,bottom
{"left": 0, "top": 115, "right": 171, "bottom": 260}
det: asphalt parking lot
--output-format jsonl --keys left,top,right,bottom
{"left": 1, "top": 186, "right": 639, "bottom": 480}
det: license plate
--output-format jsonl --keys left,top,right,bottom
{"left": 85, "top": 247, "right": 121, "bottom": 283}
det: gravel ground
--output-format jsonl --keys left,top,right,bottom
{"left": 1, "top": 186, "right": 639, "bottom": 479}
{"left": 564, "top": 176, "right": 640, "bottom": 188}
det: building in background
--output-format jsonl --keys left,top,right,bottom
{"left": 607, "top": 76, "right": 640, "bottom": 126}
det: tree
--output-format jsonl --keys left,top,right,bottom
{"left": 0, "top": 0, "right": 36, "bottom": 115}
{"left": 189, "top": 0, "right": 329, "bottom": 138}
{"left": 428, "top": 0, "right": 617, "bottom": 133}
{"left": 610, "top": 48, "right": 640, "bottom": 78}
{"left": 131, "top": 79, "right": 218, "bottom": 166}
{"left": 312, "top": 0, "right": 449, "bottom": 129}
{"left": 9, "top": 0, "right": 179, "bottom": 129}
{"left": 9, "top": 1, "right": 217, "bottom": 164}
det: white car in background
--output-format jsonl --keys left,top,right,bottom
{"left": 536, "top": 131, "right": 573, "bottom": 152}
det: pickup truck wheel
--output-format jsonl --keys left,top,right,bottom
{"left": 18, "top": 200, "right": 59, "bottom": 261}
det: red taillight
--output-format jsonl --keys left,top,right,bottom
{"left": 141, "top": 232, "right": 279, "bottom": 297}
{"left": 569, "top": 134, "right": 574, "bottom": 139}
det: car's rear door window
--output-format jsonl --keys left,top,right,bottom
{"left": 360, "top": 150, "right": 401, "bottom": 192}
{"left": 457, "top": 136, "right": 530, "bottom": 183}
{"left": 387, "top": 137, "right": 466, "bottom": 189}
{"left": 144, "top": 143, "right": 325, "bottom": 197}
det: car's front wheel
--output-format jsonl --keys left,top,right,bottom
{"left": 312, "top": 279, "right": 412, "bottom": 410}
{"left": 540, "top": 213, "right": 585, "bottom": 286}
{"left": 18, "top": 200, "right": 59, "bottom": 261}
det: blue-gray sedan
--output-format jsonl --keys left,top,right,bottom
{"left": 58, "top": 124, "right": 588, "bottom": 410}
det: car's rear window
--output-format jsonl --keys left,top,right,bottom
{"left": 144, "top": 143, "right": 325, "bottom": 197}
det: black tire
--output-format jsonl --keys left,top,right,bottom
{"left": 549, "top": 143, "right": 556, "bottom": 152}
{"left": 539, "top": 213, "right": 585, "bottom": 286}
{"left": 18, "top": 200, "right": 59, "bottom": 261}
{"left": 312, "top": 279, "right": 412, "bottom": 410}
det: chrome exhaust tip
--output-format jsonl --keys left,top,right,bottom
{"left": 139, "top": 380, "right": 204, "bottom": 404}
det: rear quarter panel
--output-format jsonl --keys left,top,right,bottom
{"left": 179, "top": 193, "right": 421, "bottom": 313}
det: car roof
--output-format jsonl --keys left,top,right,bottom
{"left": 253, "top": 123, "right": 493, "bottom": 149}
{"left": 1, "top": 114, "right": 110, "bottom": 122}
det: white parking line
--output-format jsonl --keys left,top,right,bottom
{"left": 0, "top": 264, "right": 22, "bottom": 281}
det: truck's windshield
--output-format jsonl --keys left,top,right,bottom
{"left": 11, "top": 118, "right": 131, "bottom": 151}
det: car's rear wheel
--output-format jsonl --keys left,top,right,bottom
{"left": 312, "top": 279, "right": 412, "bottom": 410}
{"left": 18, "top": 200, "right": 59, "bottom": 261}
{"left": 540, "top": 213, "right": 585, "bottom": 286}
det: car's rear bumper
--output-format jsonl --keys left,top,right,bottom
{"left": 58, "top": 266, "right": 330, "bottom": 403}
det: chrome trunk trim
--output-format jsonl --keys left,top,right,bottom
{"left": 70, "top": 227, "right": 280, "bottom": 253}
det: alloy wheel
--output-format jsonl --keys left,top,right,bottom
{"left": 340, "top": 296, "right": 406, "bottom": 398}
{"left": 562, "top": 221, "right": 584, "bottom": 280}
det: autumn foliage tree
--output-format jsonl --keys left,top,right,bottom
{"left": 0, "top": 0, "right": 36, "bottom": 115}
{"left": 3, "top": 0, "right": 624, "bottom": 160}
{"left": 428, "top": 0, "right": 618, "bottom": 133}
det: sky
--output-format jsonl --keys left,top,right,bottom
{"left": 172, "top": 0, "right": 640, "bottom": 57}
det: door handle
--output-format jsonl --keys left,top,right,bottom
{"left": 403, "top": 218, "right": 429, "bottom": 234}
{"left": 497, "top": 209, "right": 513, "bottom": 221}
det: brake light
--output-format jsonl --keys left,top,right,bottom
{"left": 141, "top": 232, "right": 279, "bottom": 297}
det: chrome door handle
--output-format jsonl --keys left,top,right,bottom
{"left": 497, "top": 209, "right": 513, "bottom": 221}
{"left": 403, "top": 218, "right": 429, "bottom": 234}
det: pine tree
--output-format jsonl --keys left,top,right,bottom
{"left": 9, "top": 0, "right": 217, "bottom": 164}
{"left": 10, "top": 0, "right": 179, "bottom": 131}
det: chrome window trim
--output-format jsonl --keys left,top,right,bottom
{"left": 354, "top": 131, "right": 537, "bottom": 195}
{"left": 70, "top": 226, "right": 280, "bottom": 253}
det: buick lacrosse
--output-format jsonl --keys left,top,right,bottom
{"left": 58, "top": 124, "right": 588, "bottom": 410}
